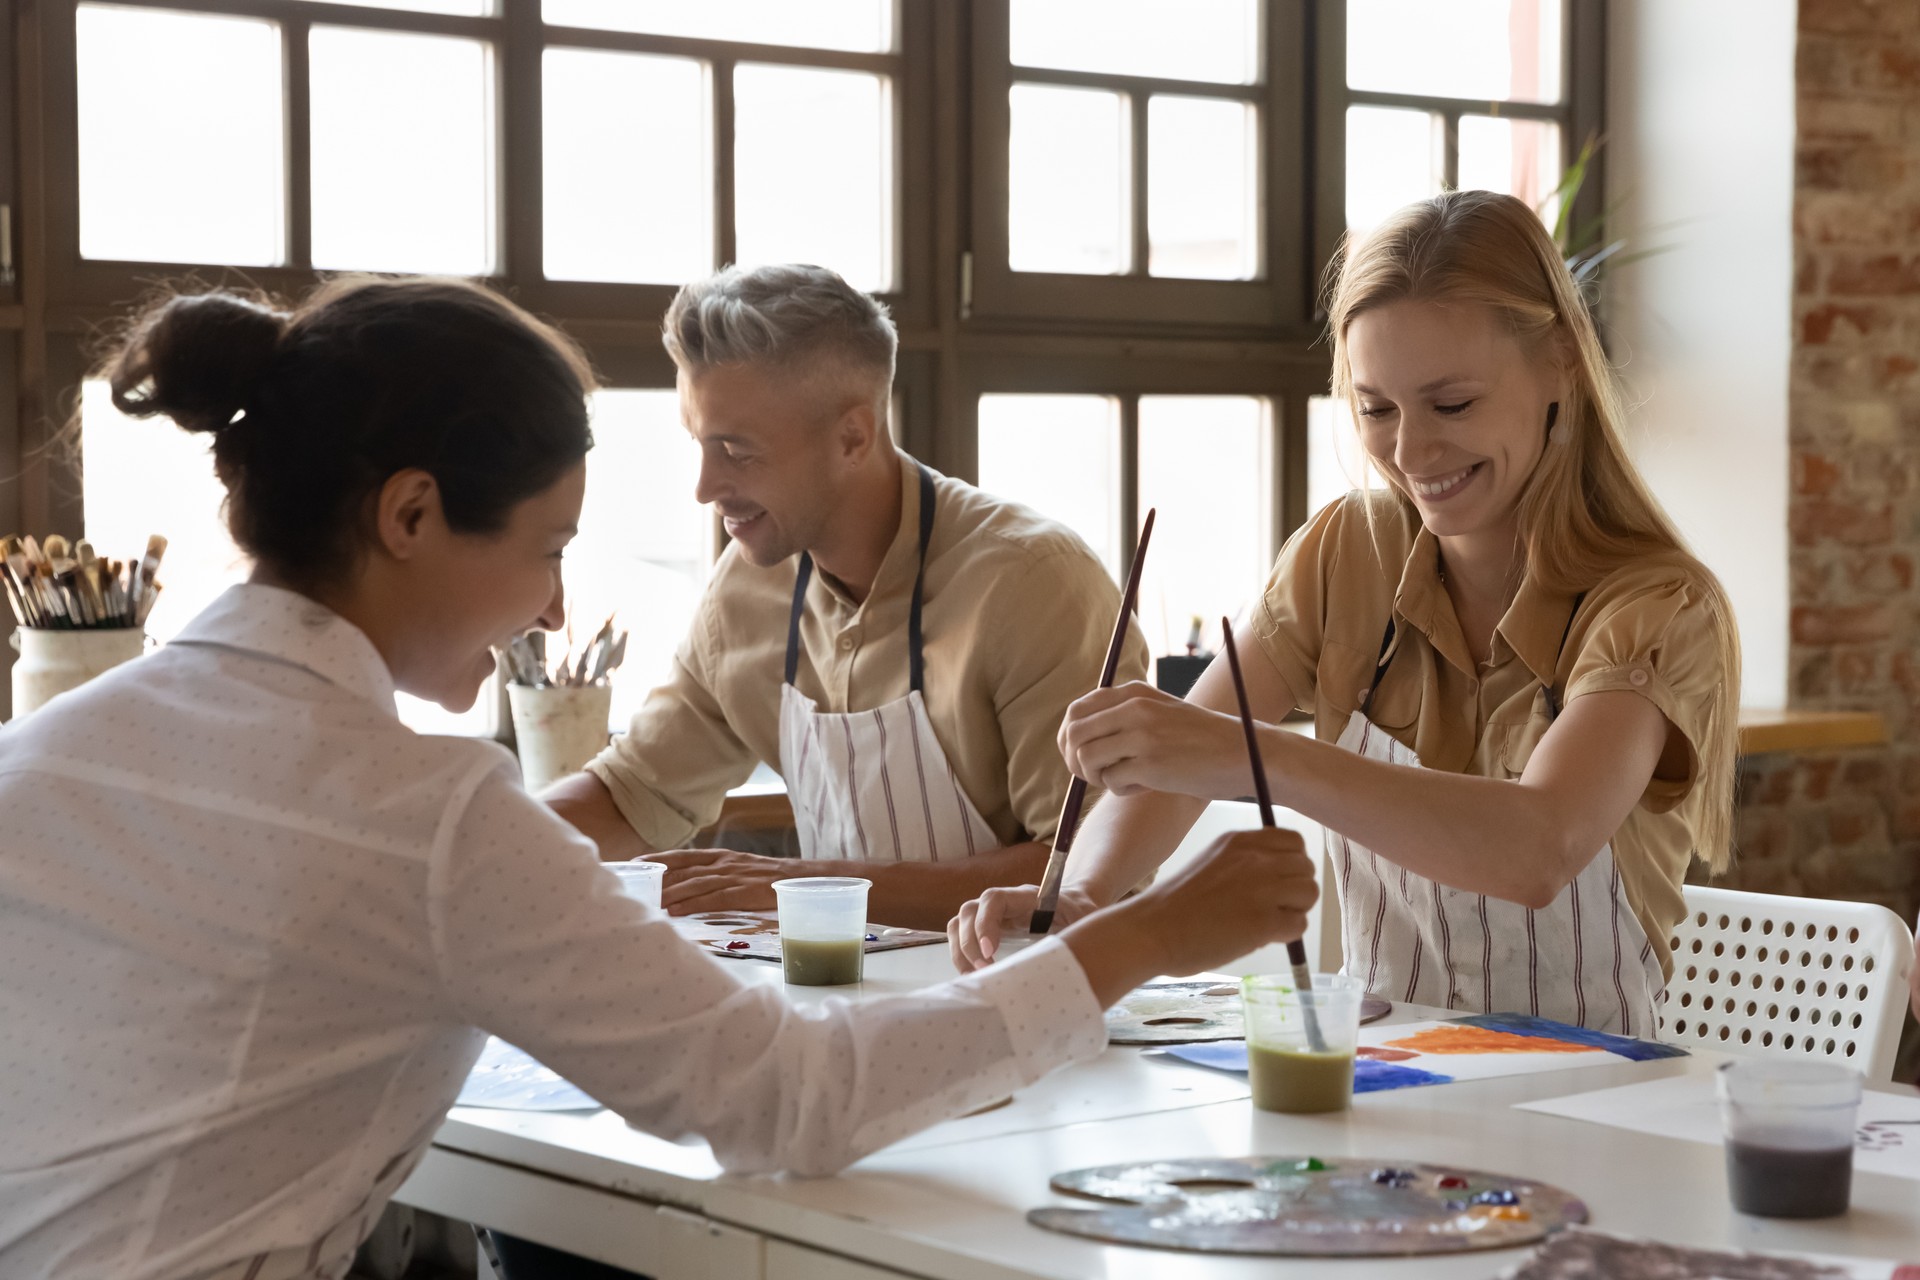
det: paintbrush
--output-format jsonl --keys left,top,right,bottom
{"left": 1221, "top": 616, "right": 1328, "bottom": 1054}
{"left": 1030, "top": 508, "right": 1157, "bottom": 936}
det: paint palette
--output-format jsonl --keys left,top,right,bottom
{"left": 1029, "top": 1156, "right": 1587, "bottom": 1256}
{"left": 674, "top": 911, "right": 945, "bottom": 962}
{"left": 1107, "top": 980, "right": 1393, "bottom": 1045}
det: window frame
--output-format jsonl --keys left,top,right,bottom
{"left": 966, "top": 0, "right": 1315, "bottom": 334}
{"left": 0, "top": 0, "right": 1607, "bottom": 719}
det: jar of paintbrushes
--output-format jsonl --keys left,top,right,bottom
{"left": 3, "top": 533, "right": 167, "bottom": 719}
{"left": 500, "top": 617, "right": 628, "bottom": 792}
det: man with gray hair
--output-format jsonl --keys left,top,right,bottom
{"left": 545, "top": 264, "right": 1145, "bottom": 930}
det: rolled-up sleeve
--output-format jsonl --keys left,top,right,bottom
{"left": 430, "top": 765, "right": 1108, "bottom": 1175}
{"left": 583, "top": 597, "right": 756, "bottom": 850}
{"left": 1564, "top": 576, "right": 1729, "bottom": 813}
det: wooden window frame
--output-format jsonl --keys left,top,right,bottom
{"left": 0, "top": 0, "right": 1606, "bottom": 718}
{"left": 966, "top": 0, "right": 1315, "bottom": 335}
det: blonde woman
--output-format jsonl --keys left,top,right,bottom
{"left": 952, "top": 190, "right": 1740, "bottom": 1037}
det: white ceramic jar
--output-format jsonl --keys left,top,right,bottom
{"left": 506, "top": 682, "right": 614, "bottom": 792}
{"left": 8, "top": 627, "right": 147, "bottom": 719}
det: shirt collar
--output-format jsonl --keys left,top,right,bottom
{"left": 1391, "top": 528, "right": 1576, "bottom": 684}
{"left": 172, "top": 583, "right": 399, "bottom": 715}
{"left": 1391, "top": 527, "right": 1475, "bottom": 676}
{"left": 814, "top": 452, "right": 926, "bottom": 613}
{"left": 1497, "top": 572, "right": 1580, "bottom": 687}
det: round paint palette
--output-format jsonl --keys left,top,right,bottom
{"left": 1029, "top": 1156, "right": 1587, "bottom": 1256}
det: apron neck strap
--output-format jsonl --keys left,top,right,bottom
{"left": 784, "top": 462, "right": 940, "bottom": 695}
{"left": 906, "top": 463, "right": 937, "bottom": 695}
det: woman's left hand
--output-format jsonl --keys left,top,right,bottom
{"left": 1058, "top": 681, "right": 1260, "bottom": 799}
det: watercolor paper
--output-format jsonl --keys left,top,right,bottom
{"left": 456, "top": 1037, "right": 598, "bottom": 1112}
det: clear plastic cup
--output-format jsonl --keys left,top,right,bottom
{"left": 609, "top": 860, "right": 665, "bottom": 911}
{"left": 773, "top": 877, "right": 872, "bottom": 986}
{"left": 1240, "top": 973, "right": 1366, "bottom": 1113}
{"left": 1716, "top": 1059, "right": 1863, "bottom": 1218}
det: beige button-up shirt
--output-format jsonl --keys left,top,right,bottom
{"left": 0, "top": 585, "right": 1107, "bottom": 1280}
{"left": 588, "top": 456, "right": 1148, "bottom": 851}
{"left": 1254, "top": 493, "right": 1731, "bottom": 979}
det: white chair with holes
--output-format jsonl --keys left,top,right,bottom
{"left": 1656, "top": 885, "right": 1915, "bottom": 1081}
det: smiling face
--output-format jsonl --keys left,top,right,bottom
{"left": 390, "top": 460, "right": 585, "bottom": 711}
{"left": 1345, "top": 299, "right": 1563, "bottom": 544}
{"left": 682, "top": 362, "right": 865, "bottom": 567}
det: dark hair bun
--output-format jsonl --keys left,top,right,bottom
{"left": 106, "top": 292, "right": 287, "bottom": 433}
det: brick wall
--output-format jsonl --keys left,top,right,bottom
{"left": 1703, "top": 0, "right": 1920, "bottom": 921}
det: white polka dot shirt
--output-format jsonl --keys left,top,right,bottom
{"left": 0, "top": 585, "right": 1107, "bottom": 1280}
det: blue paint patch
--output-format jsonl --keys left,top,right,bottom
{"left": 1162, "top": 1042, "right": 1249, "bottom": 1073}
{"left": 1158, "top": 1044, "right": 1453, "bottom": 1094}
{"left": 1453, "top": 1012, "right": 1689, "bottom": 1061}
{"left": 1353, "top": 1060, "right": 1452, "bottom": 1092}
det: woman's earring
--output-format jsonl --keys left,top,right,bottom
{"left": 1546, "top": 401, "right": 1565, "bottom": 445}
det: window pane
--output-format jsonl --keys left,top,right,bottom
{"left": 78, "top": 383, "right": 484, "bottom": 733}
{"left": 976, "top": 395, "right": 1122, "bottom": 575}
{"left": 563, "top": 390, "right": 713, "bottom": 732}
{"left": 1148, "top": 96, "right": 1256, "bottom": 280}
{"left": 1345, "top": 105, "right": 1441, "bottom": 235}
{"left": 1458, "top": 115, "right": 1562, "bottom": 221}
{"left": 734, "top": 65, "right": 891, "bottom": 293}
{"left": 310, "top": 27, "right": 495, "bottom": 275}
{"left": 1348, "top": 0, "right": 1562, "bottom": 104}
{"left": 1307, "top": 395, "right": 1367, "bottom": 519}
{"left": 1137, "top": 397, "right": 1269, "bottom": 657}
{"left": 543, "top": 0, "right": 890, "bottom": 53}
{"left": 77, "top": 6, "right": 283, "bottom": 266}
{"left": 1011, "top": 0, "right": 1259, "bottom": 85}
{"left": 1009, "top": 84, "right": 1127, "bottom": 275}
{"left": 543, "top": 49, "right": 709, "bottom": 284}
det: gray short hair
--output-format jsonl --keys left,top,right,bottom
{"left": 662, "top": 264, "right": 896, "bottom": 391}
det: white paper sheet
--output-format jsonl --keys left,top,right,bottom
{"left": 1516, "top": 1074, "right": 1920, "bottom": 1181}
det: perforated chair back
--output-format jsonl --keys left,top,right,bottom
{"left": 1657, "top": 886, "right": 1915, "bottom": 1081}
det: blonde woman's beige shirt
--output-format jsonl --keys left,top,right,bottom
{"left": 587, "top": 458, "right": 1148, "bottom": 851}
{"left": 1253, "top": 494, "right": 1729, "bottom": 980}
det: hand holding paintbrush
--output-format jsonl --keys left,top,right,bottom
{"left": 1029, "top": 508, "right": 1156, "bottom": 936}
{"left": 1221, "top": 615, "right": 1329, "bottom": 1053}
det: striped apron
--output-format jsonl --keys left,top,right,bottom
{"left": 1330, "top": 605, "right": 1664, "bottom": 1036}
{"left": 777, "top": 463, "right": 994, "bottom": 863}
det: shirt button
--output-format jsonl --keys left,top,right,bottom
{"left": 840, "top": 636, "right": 856, "bottom": 651}
{"left": 1629, "top": 668, "right": 1649, "bottom": 687}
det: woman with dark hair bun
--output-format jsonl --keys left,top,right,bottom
{"left": 0, "top": 279, "right": 1316, "bottom": 1280}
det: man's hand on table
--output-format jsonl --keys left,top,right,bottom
{"left": 649, "top": 850, "right": 797, "bottom": 914}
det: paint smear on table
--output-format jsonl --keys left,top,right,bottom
{"left": 1162, "top": 1012, "right": 1685, "bottom": 1093}
{"left": 1500, "top": 1227, "right": 1920, "bottom": 1279}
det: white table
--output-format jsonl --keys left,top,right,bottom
{"left": 393, "top": 945, "right": 1920, "bottom": 1280}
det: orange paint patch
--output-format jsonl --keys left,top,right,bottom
{"left": 1384, "top": 1026, "right": 1593, "bottom": 1056}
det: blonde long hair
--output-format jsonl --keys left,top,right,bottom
{"left": 1327, "top": 190, "right": 1740, "bottom": 873}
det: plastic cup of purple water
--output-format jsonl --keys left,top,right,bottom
{"left": 1716, "top": 1059, "right": 1863, "bottom": 1218}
